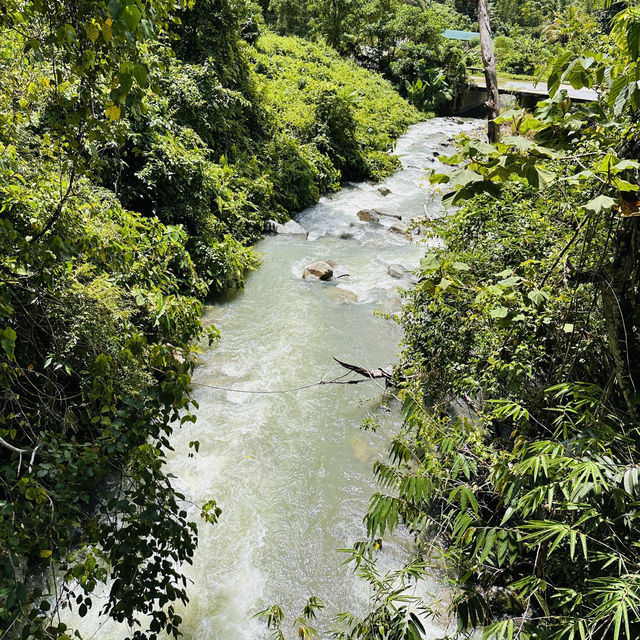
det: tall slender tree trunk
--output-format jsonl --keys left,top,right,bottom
{"left": 474, "top": 0, "right": 500, "bottom": 142}
{"left": 601, "top": 216, "right": 640, "bottom": 420}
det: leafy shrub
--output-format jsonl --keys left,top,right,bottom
{"left": 262, "top": 134, "right": 321, "bottom": 211}
{"left": 389, "top": 40, "right": 467, "bottom": 114}
{"left": 493, "top": 33, "right": 550, "bottom": 76}
{"left": 251, "top": 33, "right": 419, "bottom": 181}
{"left": 0, "top": 162, "right": 209, "bottom": 639}
{"left": 313, "top": 85, "right": 363, "bottom": 178}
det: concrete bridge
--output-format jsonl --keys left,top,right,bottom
{"left": 456, "top": 75, "right": 599, "bottom": 114}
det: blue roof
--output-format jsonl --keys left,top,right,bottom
{"left": 442, "top": 29, "right": 480, "bottom": 41}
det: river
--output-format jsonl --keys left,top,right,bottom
{"left": 69, "top": 116, "right": 476, "bottom": 640}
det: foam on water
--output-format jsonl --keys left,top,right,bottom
{"left": 64, "top": 117, "right": 477, "bottom": 640}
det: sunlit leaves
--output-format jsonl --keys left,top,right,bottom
{"left": 0, "top": 327, "right": 16, "bottom": 360}
{"left": 105, "top": 102, "right": 121, "bottom": 121}
{"left": 389, "top": 17, "right": 640, "bottom": 630}
{"left": 366, "top": 494, "right": 400, "bottom": 538}
{"left": 584, "top": 194, "right": 616, "bottom": 213}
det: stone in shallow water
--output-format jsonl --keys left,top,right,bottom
{"left": 303, "top": 261, "right": 333, "bottom": 280}
{"left": 351, "top": 435, "right": 376, "bottom": 462}
{"left": 389, "top": 221, "right": 409, "bottom": 237}
{"left": 357, "top": 209, "right": 380, "bottom": 223}
{"left": 281, "top": 220, "right": 308, "bottom": 236}
{"left": 265, "top": 219, "right": 308, "bottom": 237}
{"left": 378, "top": 186, "right": 392, "bottom": 196}
{"left": 387, "top": 263, "right": 407, "bottom": 279}
{"left": 325, "top": 287, "right": 358, "bottom": 304}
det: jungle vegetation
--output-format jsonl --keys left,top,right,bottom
{"left": 333, "top": 2, "right": 640, "bottom": 640}
{"left": 4, "top": 0, "right": 640, "bottom": 640}
{"left": 0, "top": 1, "right": 416, "bottom": 638}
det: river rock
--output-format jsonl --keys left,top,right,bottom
{"left": 280, "top": 220, "right": 308, "bottom": 236}
{"left": 378, "top": 186, "right": 392, "bottom": 196}
{"left": 389, "top": 221, "right": 410, "bottom": 237}
{"left": 357, "top": 209, "right": 381, "bottom": 223}
{"left": 351, "top": 435, "right": 375, "bottom": 462}
{"left": 372, "top": 208, "right": 402, "bottom": 220}
{"left": 387, "top": 263, "right": 407, "bottom": 279}
{"left": 324, "top": 261, "right": 350, "bottom": 279}
{"left": 303, "top": 261, "right": 333, "bottom": 281}
{"left": 265, "top": 219, "right": 308, "bottom": 237}
{"left": 326, "top": 287, "right": 358, "bottom": 304}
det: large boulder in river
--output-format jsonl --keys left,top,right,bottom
{"left": 265, "top": 219, "right": 308, "bottom": 237}
{"left": 321, "top": 260, "right": 350, "bottom": 280}
{"left": 357, "top": 209, "right": 380, "bottom": 223}
{"left": 303, "top": 261, "right": 333, "bottom": 281}
{"left": 281, "top": 220, "right": 308, "bottom": 236}
{"left": 378, "top": 187, "right": 392, "bottom": 197}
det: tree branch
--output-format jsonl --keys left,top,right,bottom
{"left": 0, "top": 437, "right": 28, "bottom": 455}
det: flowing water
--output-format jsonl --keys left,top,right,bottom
{"left": 68, "top": 117, "right": 477, "bottom": 640}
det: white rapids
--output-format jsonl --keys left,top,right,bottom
{"left": 66, "top": 117, "right": 477, "bottom": 640}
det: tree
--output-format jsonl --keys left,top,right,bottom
{"left": 307, "top": 0, "right": 362, "bottom": 53}
{"left": 472, "top": 0, "right": 500, "bottom": 142}
{"left": 268, "top": 0, "right": 309, "bottom": 35}
{"left": 0, "top": 3, "right": 219, "bottom": 639}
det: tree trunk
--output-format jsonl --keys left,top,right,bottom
{"left": 601, "top": 216, "right": 640, "bottom": 420}
{"left": 474, "top": 0, "right": 500, "bottom": 142}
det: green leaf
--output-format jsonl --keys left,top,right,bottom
{"left": 613, "top": 159, "right": 640, "bottom": 172}
{"left": 133, "top": 64, "right": 148, "bottom": 88}
{"left": 502, "top": 135, "right": 536, "bottom": 152}
{"left": 0, "top": 327, "right": 16, "bottom": 360}
{"left": 430, "top": 172, "right": 451, "bottom": 184}
{"left": 498, "top": 276, "right": 521, "bottom": 287}
{"left": 140, "top": 18, "right": 154, "bottom": 38}
{"left": 121, "top": 5, "right": 142, "bottom": 30}
{"left": 108, "top": 0, "right": 122, "bottom": 19}
{"left": 490, "top": 306, "right": 509, "bottom": 319}
{"left": 438, "top": 277, "right": 454, "bottom": 291}
{"left": 420, "top": 253, "right": 441, "bottom": 272}
{"left": 528, "top": 289, "right": 548, "bottom": 307}
{"left": 584, "top": 195, "right": 617, "bottom": 213}
{"left": 627, "top": 20, "right": 640, "bottom": 60}
{"left": 468, "top": 140, "right": 498, "bottom": 156}
{"left": 613, "top": 178, "right": 639, "bottom": 192}
{"left": 450, "top": 169, "right": 485, "bottom": 188}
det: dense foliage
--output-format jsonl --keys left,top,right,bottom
{"left": 335, "top": 3, "right": 640, "bottom": 640}
{"left": 0, "top": 1, "right": 416, "bottom": 638}
{"left": 260, "top": 0, "right": 617, "bottom": 113}
{"left": 263, "top": 0, "right": 468, "bottom": 114}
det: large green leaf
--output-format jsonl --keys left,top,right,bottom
{"left": 584, "top": 194, "right": 617, "bottom": 213}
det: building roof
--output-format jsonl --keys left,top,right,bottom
{"left": 442, "top": 29, "right": 480, "bottom": 41}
